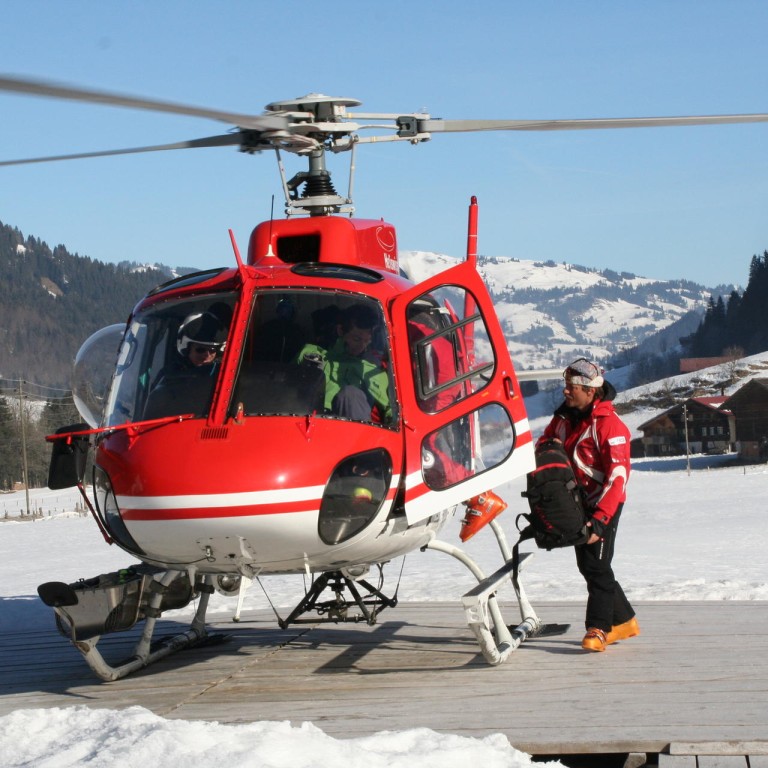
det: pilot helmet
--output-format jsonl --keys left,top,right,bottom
{"left": 177, "top": 312, "right": 227, "bottom": 357}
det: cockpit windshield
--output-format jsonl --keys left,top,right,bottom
{"left": 102, "top": 290, "right": 396, "bottom": 428}
{"left": 103, "top": 294, "right": 236, "bottom": 426}
{"left": 230, "top": 291, "right": 396, "bottom": 427}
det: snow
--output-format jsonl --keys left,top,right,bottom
{"left": 0, "top": 706, "right": 559, "bottom": 768}
{"left": 2, "top": 450, "right": 767, "bottom": 766}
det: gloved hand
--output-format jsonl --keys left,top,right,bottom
{"left": 588, "top": 516, "right": 607, "bottom": 538}
{"left": 302, "top": 352, "right": 325, "bottom": 370}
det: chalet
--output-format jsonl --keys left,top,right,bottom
{"left": 637, "top": 396, "right": 734, "bottom": 458}
{"left": 721, "top": 378, "right": 768, "bottom": 461}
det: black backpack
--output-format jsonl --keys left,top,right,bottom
{"left": 518, "top": 439, "right": 589, "bottom": 550}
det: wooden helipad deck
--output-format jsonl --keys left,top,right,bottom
{"left": 2, "top": 601, "right": 767, "bottom": 763}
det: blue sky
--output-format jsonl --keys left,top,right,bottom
{"left": 1, "top": 0, "right": 766, "bottom": 289}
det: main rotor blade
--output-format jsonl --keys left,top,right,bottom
{"left": 0, "top": 133, "right": 244, "bottom": 167}
{"left": 420, "top": 114, "right": 768, "bottom": 132}
{"left": 0, "top": 75, "right": 286, "bottom": 132}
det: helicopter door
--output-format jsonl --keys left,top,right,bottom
{"left": 392, "top": 261, "right": 534, "bottom": 525}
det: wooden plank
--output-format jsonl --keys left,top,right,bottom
{"left": 1, "top": 601, "right": 768, "bottom": 758}
{"left": 670, "top": 742, "right": 768, "bottom": 756}
{"left": 658, "top": 757, "right": 696, "bottom": 768}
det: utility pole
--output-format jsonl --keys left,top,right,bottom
{"left": 682, "top": 403, "right": 691, "bottom": 476}
{"left": 17, "top": 381, "right": 31, "bottom": 514}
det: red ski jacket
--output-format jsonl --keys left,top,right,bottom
{"left": 537, "top": 397, "right": 631, "bottom": 528}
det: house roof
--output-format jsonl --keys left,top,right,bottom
{"left": 691, "top": 396, "right": 729, "bottom": 407}
{"left": 722, "top": 378, "right": 768, "bottom": 409}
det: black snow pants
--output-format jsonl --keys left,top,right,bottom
{"left": 574, "top": 504, "right": 635, "bottom": 632}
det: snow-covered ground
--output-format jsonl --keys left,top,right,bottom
{"left": 1, "top": 450, "right": 766, "bottom": 766}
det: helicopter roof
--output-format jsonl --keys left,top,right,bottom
{"left": 248, "top": 217, "right": 399, "bottom": 275}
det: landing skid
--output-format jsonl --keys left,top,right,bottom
{"left": 38, "top": 566, "right": 213, "bottom": 682}
{"left": 517, "top": 622, "right": 570, "bottom": 639}
{"left": 426, "top": 518, "right": 566, "bottom": 664}
{"left": 276, "top": 570, "right": 398, "bottom": 628}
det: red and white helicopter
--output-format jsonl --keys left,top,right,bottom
{"left": 2, "top": 76, "right": 766, "bottom": 680}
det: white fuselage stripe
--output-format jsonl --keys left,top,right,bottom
{"left": 118, "top": 474, "right": 401, "bottom": 510}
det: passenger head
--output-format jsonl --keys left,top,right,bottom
{"left": 177, "top": 312, "right": 227, "bottom": 366}
{"left": 338, "top": 304, "right": 378, "bottom": 357}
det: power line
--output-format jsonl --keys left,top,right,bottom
{"left": 0, "top": 377, "right": 72, "bottom": 400}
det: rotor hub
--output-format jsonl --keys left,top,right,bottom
{"left": 265, "top": 93, "right": 363, "bottom": 122}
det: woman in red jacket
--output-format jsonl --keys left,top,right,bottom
{"left": 538, "top": 358, "right": 639, "bottom": 652}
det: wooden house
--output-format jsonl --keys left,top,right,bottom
{"left": 721, "top": 378, "right": 768, "bottom": 460}
{"left": 637, "top": 396, "right": 734, "bottom": 457}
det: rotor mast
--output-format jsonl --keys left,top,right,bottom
{"left": 279, "top": 145, "right": 353, "bottom": 217}
{"left": 263, "top": 93, "right": 363, "bottom": 217}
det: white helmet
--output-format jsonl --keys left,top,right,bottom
{"left": 176, "top": 312, "right": 227, "bottom": 357}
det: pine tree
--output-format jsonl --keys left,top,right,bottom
{"left": 737, "top": 251, "right": 768, "bottom": 353}
{"left": 0, "top": 397, "right": 18, "bottom": 490}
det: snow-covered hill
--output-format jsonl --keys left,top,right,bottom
{"left": 400, "top": 250, "right": 724, "bottom": 371}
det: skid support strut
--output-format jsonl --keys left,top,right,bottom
{"left": 426, "top": 519, "right": 566, "bottom": 665}
{"left": 277, "top": 570, "right": 398, "bottom": 628}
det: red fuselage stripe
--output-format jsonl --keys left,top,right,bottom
{"left": 121, "top": 503, "right": 312, "bottom": 521}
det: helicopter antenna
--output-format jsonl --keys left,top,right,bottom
{"left": 228, "top": 229, "right": 248, "bottom": 281}
{"left": 265, "top": 194, "right": 276, "bottom": 259}
{"left": 466, "top": 196, "right": 478, "bottom": 267}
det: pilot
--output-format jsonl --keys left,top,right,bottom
{"left": 296, "top": 303, "right": 391, "bottom": 423}
{"left": 176, "top": 311, "right": 228, "bottom": 370}
{"left": 144, "top": 311, "right": 229, "bottom": 420}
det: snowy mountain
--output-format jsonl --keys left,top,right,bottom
{"left": 400, "top": 250, "right": 725, "bottom": 372}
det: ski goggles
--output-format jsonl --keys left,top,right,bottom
{"left": 563, "top": 358, "right": 604, "bottom": 388}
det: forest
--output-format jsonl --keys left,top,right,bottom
{"left": 0, "top": 219, "right": 197, "bottom": 494}
{"left": 683, "top": 251, "right": 768, "bottom": 358}
{"left": 0, "top": 220, "right": 185, "bottom": 387}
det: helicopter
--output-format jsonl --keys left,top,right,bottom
{"left": 2, "top": 75, "right": 767, "bottom": 681}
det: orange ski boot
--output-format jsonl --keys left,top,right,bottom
{"left": 606, "top": 617, "right": 640, "bottom": 645}
{"left": 459, "top": 491, "right": 507, "bottom": 542}
{"left": 582, "top": 627, "right": 608, "bottom": 652}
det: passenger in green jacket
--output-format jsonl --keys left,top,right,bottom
{"left": 296, "top": 303, "right": 392, "bottom": 424}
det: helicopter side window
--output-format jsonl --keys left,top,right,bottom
{"left": 230, "top": 292, "right": 396, "bottom": 426}
{"left": 405, "top": 287, "right": 501, "bottom": 490}
{"left": 104, "top": 294, "right": 236, "bottom": 425}
{"left": 406, "top": 286, "right": 495, "bottom": 415}
{"left": 422, "top": 403, "right": 515, "bottom": 491}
